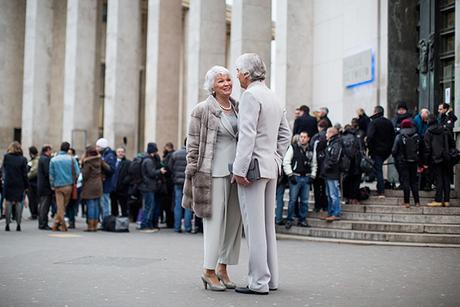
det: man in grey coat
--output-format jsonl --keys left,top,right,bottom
{"left": 232, "top": 53, "right": 291, "bottom": 295}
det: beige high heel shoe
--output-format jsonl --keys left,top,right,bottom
{"left": 201, "top": 275, "right": 226, "bottom": 291}
{"left": 216, "top": 271, "right": 236, "bottom": 289}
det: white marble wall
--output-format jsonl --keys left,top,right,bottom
{"left": 103, "top": 0, "right": 141, "bottom": 157}
{"left": 0, "top": 0, "right": 25, "bottom": 157}
{"left": 311, "top": 0, "right": 388, "bottom": 125}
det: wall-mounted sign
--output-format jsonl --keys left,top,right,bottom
{"left": 445, "top": 88, "right": 451, "bottom": 104}
{"left": 343, "top": 49, "right": 375, "bottom": 88}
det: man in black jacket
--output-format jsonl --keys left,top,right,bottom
{"left": 283, "top": 132, "right": 317, "bottom": 229}
{"left": 322, "top": 127, "right": 342, "bottom": 222}
{"left": 392, "top": 101, "right": 413, "bottom": 134}
{"left": 424, "top": 114, "right": 455, "bottom": 207}
{"left": 37, "top": 145, "right": 53, "bottom": 230}
{"left": 310, "top": 120, "right": 329, "bottom": 212}
{"left": 367, "top": 106, "right": 396, "bottom": 197}
{"left": 319, "top": 107, "right": 332, "bottom": 128}
{"left": 139, "top": 143, "right": 166, "bottom": 231}
{"left": 292, "top": 105, "right": 318, "bottom": 138}
{"left": 169, "top": 139, "right": 192, "bottom": 233}
{"left": 438, "top": 102, "right": 457, "bottom": 134}
{"left": 110, "top": 147, "right": 131, "bottom": 217}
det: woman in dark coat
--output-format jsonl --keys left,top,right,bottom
{"left": 80, "top": 145, "right": 109, "bottom": 231}
{"left": 2, "top": 141, "right": 29, "bottom": 231}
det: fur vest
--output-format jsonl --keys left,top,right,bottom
{"left": 182, "top": 95, "right": 238, "bottom": 218}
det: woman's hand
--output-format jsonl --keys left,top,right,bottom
{"left": 233, "top": 175, "right": 251, "bottom": 186}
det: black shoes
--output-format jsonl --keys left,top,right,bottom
{"left": 68, "top": 221, "right": 76, "bottom": 229}
{"left": 298, "top": 221, "right": 311, "bottom": 228}
{"left": 285, "top": 221, "right": 293, "bottom": 230}
{"left": 235, "top": 286, "right": 268, "bottom": 295}
{"left": 6, "top": 224, "right": 21, "bottom": 231}
{"left": 275, "top": 219, "right": 286, "bottom": 226}
{"left": 39, "top": 225, "right": 52, "bottom": 231}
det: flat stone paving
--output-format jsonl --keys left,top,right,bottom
{"left": 1, "top": 217, "right": 460, "bottom": 307}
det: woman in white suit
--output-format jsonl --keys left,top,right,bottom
{"left": 182, "top": 66, "right": 243, "bottom": 291}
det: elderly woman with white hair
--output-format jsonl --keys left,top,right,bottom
{"left": 182, "top": 65, "right": 242, "bottom": 291}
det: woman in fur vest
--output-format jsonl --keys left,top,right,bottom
{"left": 182, "top": 66, "right": 242, "bottom": 291}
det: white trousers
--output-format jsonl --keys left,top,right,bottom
{"left": 203, "top": 176, "right": 242, "bottom": 269}
{"left": 238, "top": 178, "right": 279, "bottom": 293}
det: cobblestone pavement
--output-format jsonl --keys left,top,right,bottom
{"left": 0, "top": 217, "right": 459, "bottom": 307}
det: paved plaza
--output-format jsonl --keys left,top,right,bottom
{"left": 1, "top": 217, "right": 459, "bottom": 307}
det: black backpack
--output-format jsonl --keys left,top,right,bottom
{"left": 128, "top": 156, "right": 145, "bottom": 184}
{"left": 401, "top": 133, "right": 419, "bottom": 162}
{"left": 340, "top": 134, "right": 358, "bottom": 174}
{"left": 341, "top": 133, "right": 359, "bottom": 159}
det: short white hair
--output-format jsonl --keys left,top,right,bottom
{"left": 420, "top": 108, "right": 430, "bottom": 115}
{"left": 203, "top": 66, "right": 230, "bottom": 94}
{"left": 235, "top": 53, "right": 266, "bottom": 81}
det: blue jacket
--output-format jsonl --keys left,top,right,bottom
{"left": 101, "top": 147, "right": 116, "bottom": 193}
{"left": 413, "top": 114, "right": 428, "bottom": 137}
{"left": 49, "top": 152, "right": 80, "bottom": 188}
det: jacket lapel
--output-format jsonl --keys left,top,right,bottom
{"left": 220, "top": 113, "right": 237, "bottom": 138}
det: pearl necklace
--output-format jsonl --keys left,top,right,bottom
{"left": 218, "top": 101, "right": 232, "bottom": 111}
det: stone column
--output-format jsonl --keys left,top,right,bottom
{"left": 454, "top": 0, "right": 460, "bottom": 191}
{"left": 275, "top": 0, "right": 313, "bottom": 118}
{"left": 455, "top": 0, "right": 460, "bottom": 126}
{"left": 62, "top": 0, "right": 99, "bottom": 155}
{"left": 230, "top": 0, "right": 272, "bottom": 97}
{"left": 21, "top": 0, "right": 55, "bottom": 152}
{"left": 0, "top": 0, "right": 26, "bottom": 155}
{"left": 103, "top": 0, "right": 141, "bottom": 157}
{"left": 186, "top": 0, "right": 226, "bottom": 118}
{"left": 144, "top": 0, "right": 182, "bottom": 148}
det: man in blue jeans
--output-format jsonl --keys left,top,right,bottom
{"left": 168, "top": 140, "right": 192, "bottom": 233}
{"left": 139, "top": 143, "right": 166, "bottom": 232}
{"left": 322, "top": 128, "right": 343, "bottom": 222}
{"left": 283, "top": 131, "right": 317, "bottom": 229}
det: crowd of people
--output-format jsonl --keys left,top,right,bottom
{"left": 279, "top": 101, "right": 458, "bottom": 228}
{"left": 0, "top": 138, "right": 196, "bottom": 233}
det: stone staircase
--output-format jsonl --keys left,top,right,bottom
{"left": 276, "top": 190, "right": 460, "bottom": 247}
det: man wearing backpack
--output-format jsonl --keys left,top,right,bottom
{"left": 283, "top": 131, "right": 317, "bottom": 229}
{"left": 424, "top": 114, "right": 455, "bottom": 207}
{"left": 341, "top": 125, "right": 362, "bottom": 205}
{"left": 321, "top": 127, "right": 343, "bottom": 222}
{"left": 392, "top": 119, "right": 421, "bottom": 208}
{"left": 138, "top": 142, "right": 166, "bottom": 231}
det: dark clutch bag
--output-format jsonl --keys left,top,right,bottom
{"left": 228, "top": 158, "right": 261, "bottom": 182}
{"left": 246, "top": 159, "right": 261, "bottom": 182}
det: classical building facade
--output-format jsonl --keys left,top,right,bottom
{"left": 1, "top": 0, "right": 459, "bottom": 159}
